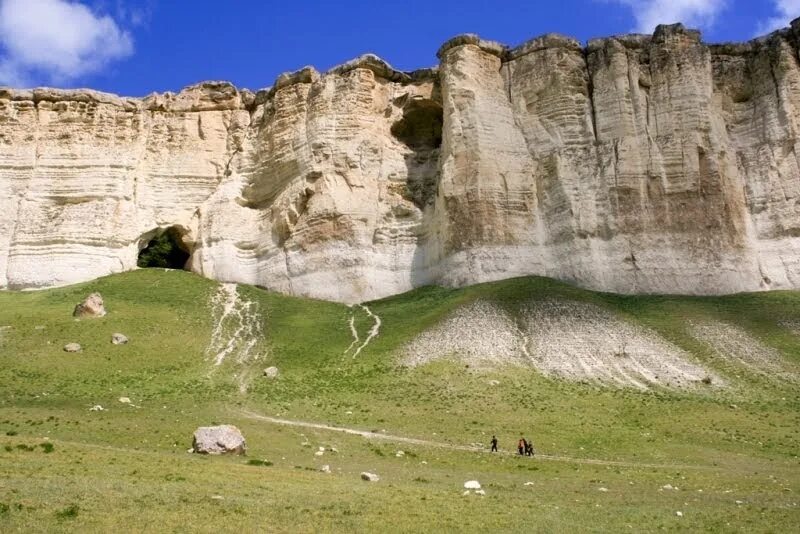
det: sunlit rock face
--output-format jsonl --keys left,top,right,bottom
{"left": 1, "top": 21, "right": 799, "bottom": 303}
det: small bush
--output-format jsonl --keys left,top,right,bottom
{"left": 0, "top": 502, "right": 9, "bottom": 516}
{"left": 3, "top": 445, "right": 12, "bottom": 452}
{"left": 246, "top": 459, "right": 273, "bottom": 467}
{"left": 5, "top": 430, "right": 17, "bottom": 436}
{"left": 701, "top": 376, "right": 713, "bottom": 385}
{"left": 39, "top": 442, "right": 55, "bottom": 453}
{"left": 16, "top": 444, "right": 35, "bottom": 452}
{"left": 55, "top": 504, "right": 79, "bottom": 519}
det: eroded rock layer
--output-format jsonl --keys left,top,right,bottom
{"left": 1, "top": 22, "right": 799, "bottom": 303}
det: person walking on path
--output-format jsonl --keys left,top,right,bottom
{"left": 524, "top": 439, "right": 533, "bottom": 456}
{"left": 490, "top": 435, "right": 498, "bottom": 452}
{"left": 518, "top": 438, "right": 525, "bottom": 455}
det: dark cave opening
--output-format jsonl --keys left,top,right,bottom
{"left": 137, "top": 227, "right": 191, "bottom": 270}
{"left": 391, "top": 100, "right": 443, "bottom": 150}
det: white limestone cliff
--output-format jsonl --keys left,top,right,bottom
{"left": 0, "top": 22, "right": 799, "bottom": 303}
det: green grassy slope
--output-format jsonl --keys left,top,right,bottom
{"left": 0, "top": 270, "right": 798, "bottom": 532}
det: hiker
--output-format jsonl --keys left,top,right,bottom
{"left": 490, "top": 435, "right": 498, "bottom": 452}
{"left": 525, "top": 439, "right": 534, "bottom": 456}
{"left": 518, "top": 438, "right": 525, "bottom": 455}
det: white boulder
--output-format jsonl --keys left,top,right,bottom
{"left": 192, "top": 425, "right": 246, "bottom": 455}
{"left": 73, "top": 293, "right": 106, "bottom": 318}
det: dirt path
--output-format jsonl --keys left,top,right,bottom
{"left": 239, "top": 409, "right": 714, "bottom": 471}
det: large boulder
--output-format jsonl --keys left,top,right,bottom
{"left": 192, "top": 425, "right": 246, "bottom": 455}
{"left": 73, "top": 293, "right": 106, "bottom": 318}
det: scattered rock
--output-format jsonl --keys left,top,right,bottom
{"left": 462, "top": 490, "right": 471, "bottom": 496}
{"left": 361, "top": 472, "right": 380, "bottom": 482}
{"left": 63, "top": 343, "right": 82, "bottom": 353}
{"left": 34, "top": 325, "right": 45, "bottom": 330}
{"left": 320, "top": 464, "right": 331, "bottom": 473}
{"left": 118, "top": 397, "right": 131, "bottom": 404}
{"left": 735, "top": 500, "right": 744, "bottom": 505}
{"left": 192, "top": 425, "right": 246, "bottom": 455}
{"left": 263, "top": 366, "right": 279, "bottom": 379}
{"left": 464, "top": 480, "right": 481, "bottom": 490}
{"left": 314, "top": 451, "right": 324, "bottom": 457}
{"left": 488, "top": 379, "right": 500, "bottom": 386}
{"left": 676, "top": 511, "right": 683, "bottom": 517}
{"left": 73, "top": 293, "right": 106, "bottom": 318}
{"left": 395, "top": 450, "right": 405, "bottom": 457}
{"left": 475, "top": 489, "right": 486, "bottom": 496}
{"left": 662, "top": 484, "right": 675, "bottom": 491}
{"left": 111, "top": 333, "right": 129, "bottom": 345}
{"left": 524, "top": 482, "right": 535, "bottom": 486}
{"left": 89, "top": 405, "right": 104, "bottom": 412}
{"left": 210, "top": 495, "right": 224, "bottom": 501}
{"left": 598, "top": 487, "right": 608, "bottom": 492}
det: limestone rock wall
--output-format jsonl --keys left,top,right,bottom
{"left": 1, "top": 22, "right": 799, "bottom": 302}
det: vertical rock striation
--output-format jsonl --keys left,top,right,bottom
{"left": 0, "top": 22, "right": 799, "bottom": 303}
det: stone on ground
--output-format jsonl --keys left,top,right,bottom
{"left": 263, "top": 366, "right": 279, "bottom": 379}
{"left": 73, "top": 293, "right": 106, "bottom": 318}
{"left": 320, "top": 464, "right": 331, "bottom": 473}
{"left": 361, "top": 472, "right": 379, "bottom": 482}
{"left": 63, "top": 343, "right": 82, "bottom": 352}
{"left": 464, "top": 480, "right": 481, "bottom": 490}
{"left": 111, "top": 333, "right": 129, "bottom": 345}
{"left": 119, "top": 397, "right": 131, "bottom": 404}
{"left": 89, "top": 405, "right": 104, "bottom": 411}
{"left": 192, "top": 425, "right": 246, "bottom": 455}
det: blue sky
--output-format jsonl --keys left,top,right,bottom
{"left": 0, "top": 0, "right": 797, "bottom": 95}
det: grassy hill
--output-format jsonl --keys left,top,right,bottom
{"left": 0, "top": 269, "right": 798, "bottom": 532}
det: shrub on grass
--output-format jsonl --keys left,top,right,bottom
{"left": 39, "top": 442, "right": 54, "bottom": 453}
{"left": 55, "top": 504, "right": 79, "bottom": 519}
{"left": 246, "top": 459, "right": 273, "bottom": 466}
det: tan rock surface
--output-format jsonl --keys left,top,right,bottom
{"left": 1, "top": 22, "right": 799, "bottom": 302}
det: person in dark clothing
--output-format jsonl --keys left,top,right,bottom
{"left": 490, "top": 435, "right": 498, "bottom": 452}
{"left": 524, "top": 439, "right": 533, "bottom": 456}
{"left": 518, "top": 438, "right": 525, "bottom": 455}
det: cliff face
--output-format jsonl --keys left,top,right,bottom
{"left": 1, "top": 22, "right": 799, "bottom": 303}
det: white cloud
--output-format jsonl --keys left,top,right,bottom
{"left": 609, "top": 0, "right": 728, "bottom": 34}
{"left": 755, "top": 0, "right": 800, "bottom": 36}
{"left": 0, "top": 0, "right": 133, "bottom": 87}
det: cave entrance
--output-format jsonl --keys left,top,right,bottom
{"left": 137, "top": 227, "right": 191, "bottom": 270}
{"left": 391, "top": 99, "right": 443, "bottom": 150}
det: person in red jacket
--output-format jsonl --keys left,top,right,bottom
{"left": 518, "top": 438, "right": 525, "bottom": 455}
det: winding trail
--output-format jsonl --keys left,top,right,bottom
{"left": 239, "top": 409, "right": 715, "bottom": 471}
{"left": 344, "top": 305, "right": 381, "bottom": 358}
